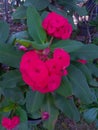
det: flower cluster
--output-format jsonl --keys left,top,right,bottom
{"left": 2, "top": 116, "right": 20, "bottom": 130}
{"left": 42, "top": 12, "right": 72, "bottom": 40}
{"left": 20, "top": 48, "right": 70, "bottom": 93}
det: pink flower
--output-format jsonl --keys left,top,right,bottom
{"left": 20, "top": 52, "right": 49, "bottom": 92}
{"left": 2, "top": 116, "right": 20, "bottom": 130}
{"left": 19, "top": 45, "right": 27, "bottom": 51}
{"left": 20, "top": 49, "right": 70, "bottom": 93}
{"left": 42, "top": 12, "right": 72, "bottom": 39}
{"left": 45, "top": 58, "right": 62, "bottom": 75}
{"left": 53, "top": 48, "right": 70, "bottom": 68}
{"left": 42, "top": 112, "right": 50, "bottom": 120}
{"left": 77, "top": 59, "right": 87, "bottom": 64}
{"left": 47, "top": 74, "right": 61, "bottom": 92}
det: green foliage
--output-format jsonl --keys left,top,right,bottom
{"left": 16, "top": 107, "right": 28, "bottom": 130}
{"left": 55, "top": 0, "right": 87, "bottom": 16}
{"left": 0, "top": 20, "right": 9, "bottom": 43}
{"left": 51, "top": 40, "right": 83, "bottom": 52}
{"left": 68, "top": 65, "right": 94, "bottom": 104}
{"left": 12, "top": 6, "right": 27, "bottom": 19}
{"left": 0, "top": 2, "right": 98, "bottom": 130}
{"left": 55, "top": 76, "right": 72, "bottom": 97}
{"left": 0, "top": 44, "right": 23, "bottom": 68}
{"left": 71, "top": 44, "right": 98, "bottom": 60}
{"left": 26, "top": 90, "right": 45, "bottom": 113}
{"left": 42, "top": 94, "right": 59, "bottom": 130}
{"left": 55, "top": 94, "right": 80, "bottom": 122}
{"left": 83, "top": 108, "right": 98, "bottom": 123}
{"left": 24, "top": 0, "right": 50, "bottom": 11}
{"left": 0, "top": 70, "right": 23, "bottom": 88}
{"left": 27, "top": 7, "right": 47, "bottom": 44}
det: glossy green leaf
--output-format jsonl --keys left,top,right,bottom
{"left": 0, "top": 20, "right": 9, "bottom": 43}
{"left": 71, "top": 44, "right": 98, "bottom": 60}
{"left": 16, "top": 107, "right": 28, "bottom": 122}
{"left": 27, "top": 7, "right": 46, "bottom": 44}
{"left": 24, "top": 0, "right": 50, "bottom": 10}
{"left": 42, "top": 94, "right": 59, "bottom": 130}
{"left": 12, "top": 6, "right": 27, "bottom": 19}
{"left": 0, "top": 44, "right": 23, "bottom": 68}
{"left": 75, "top": 63, "right": 93, "bottom": 83}
{"left": 75, "top": 6, "right": 87, "bottom": 16}
{"left": 8, "top": 31, "right": 30, "bottom": 44}
{"left": 68, "top": 65, "right": 93, "bottom": 104}
{"left": 75, "top": 63, "right": 98, "bottom": 87}
{"left": 55, "top": 94, "right": 80, "bottom": 122}
{"left": 16, "top": 107, "right": 28, "bottom": 130}
{"left": 86, "top": 63, "right": 98, "bottom": 77}
{"left": 56, "top": 0, "right": 87, "bottom": 16}
{"left": 16, "top": 39, "right": 49, "bottom": 50}
{"left": 0, "top": 104, "right": 15, "bottom": 112}
{"left": 4, "top": 88, "right": 25, "bottom": 104}
{"left": 56, "top": 76, "right": 72, "bottom": 97}
{"left": 15, "top": 39, "right": 32, "bottom": 47}
{"left": 83, "top": 108, "right": 98, "bottom": 123}
{"left": 26, "top": 90, "right": 45, "bottom": 113}
{"left": 0, "top": 70, "right": 22, "bottom": 88}
{"left": 31, "top": 41, "right": 49, "bottom": 50}
{"left": 51, "top": 40, "right": 83, "bottom": 52}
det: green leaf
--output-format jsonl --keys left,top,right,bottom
{"left": 0, "top": 104, "right": 15, "bottom": 112}
{"left": 24, "top": 0, "right": 50, "bottom": 10}
{"left": 83, "top": 108, "right": 98, "bottom": 123}
{"left": 4, "top": 88, "right": 25, "bottom": 104}
{"left": 16, "top": 107, "right": 28, "bottom": 122}
{"left": 26, "top": 90, "right": 45, "bottom": 113}
{"left": 42, "top": 94, "right": 59, "bottom": 130}
{"left": 75, "top": 63, "right": 93, "bottom": 83}
{"left": 71, "top": 44, "right": 98, "bottom": 60}
{"left": 18, "top": 122, "right": 28, "bottom": 130}
{"left": 55, "top": 76, "right": 72, "bottom": 97}
{"left": 0, "top": 44, "right": 23, "bottom": 68}
{"left": 55, "top": 95, "right": 80, "bottom": 122}
{"left": 8, "top": 31, "right": 30, "bottom": 44}
{"left": 75, "top": 63, "right": 98, "bottom": 87}
{"left": 0, "top": 70, "right": 22, "bottom": 88}
{"left": 56, "top": 0, "right": 87, "bottom": 16}
{"left": 16, "top": 107, "right": 28, "bottom": 130}
{"left": 51, "top": 40, "right": 83, "bottom": 52}
{"left": 86, "top": 63, "right": 98, "bottom": 77}
{"left": 27, "top": 7, "right": 46, "bottom": 44}
{"left": 31, "top": 41, "right": 49, "bottom": 50}
{"left": 75, "top": 6, "right": 88, "bottom": 16}
{"left": 12, "top": 6, "right": 27, "bottom": 19}
{"left": 16, "top": 39, "right": 49, "bottom": 50}
{"left": 68, "top": 65, "right": 93, "bottom": 104}
{"left": 15, "top": 39, "right": 32, "bottom": 47}
{"left": 0, "top": 20, "right": 9, "bottom": 43}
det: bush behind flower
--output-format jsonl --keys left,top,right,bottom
{"left": 0, "top": 1, "right": 98, "bottom": 130}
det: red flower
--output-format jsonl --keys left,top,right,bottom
{"left": 77, "top": 59, "right": 87, "bottom": 64}
{"left": 53, "top": 48, "right": 70, "bottom": 68}
{"left": 20, "top": 49, "right": 70, "bottom": 93}
{"left": 47, "top": 74, "right": 61, "bottom": 92}
{"left": 2, "top": 116, "right": 20, "bottom": 130}
{"left": 42, "top": 12, "right": 72, "bottom": 39}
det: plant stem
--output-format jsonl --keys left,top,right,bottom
{"left": 49, "top": 36, "right": 54, "bottom": 45}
